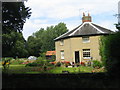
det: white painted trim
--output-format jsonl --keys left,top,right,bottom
{"left": 54, "top": 29, "right": 73, "bottom": 40}
{"left": 89, "top": 23, "right": 105, "bottom": 33}
{"left": 69, "top": 22, "right": 90, "bottom": 36}
{"left": 55, "top": 22, "right": 107, "bottom": 40}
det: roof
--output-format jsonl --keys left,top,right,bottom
{"left": 46, "top": 51, "right": 56, "bottom": 56}
{"left": 54, "top": 22, "right": 114, "bottom": 41}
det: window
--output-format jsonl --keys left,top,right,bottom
{"left": 82, "top": 36, "right": 90, "bottom": 43}
{"left": 60, "top": 50, "right": 64, "bottom": 59}
{"left": 83, "top": 49, "right": 90, "bottom": 59}
{"left": 60, "top": 40, "right": 64, "bottom": 45}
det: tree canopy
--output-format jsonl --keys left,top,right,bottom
{"left": 2, "top": 2, "right": 31, "bottom": 58}
{"left": 26, "top": 22, "right": 68, "bottom": 57}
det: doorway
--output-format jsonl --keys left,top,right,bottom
{"left": 75, "top": 51, "right": 80, "bottom": 63}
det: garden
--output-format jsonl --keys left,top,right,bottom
{"left": 1, "top": 57, "right": 105, "bottom": 74}
{"left": 2, "top": 55, "right": 120, "bottom": 88}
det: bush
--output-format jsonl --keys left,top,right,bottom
{"left": 55, "top": 62, "right": 61, "bottom": 67}
{"left": 100, "top": 32, "right": 120, "bottom": 75}
{"left": 25, "top": 62, "right": 38, "bottom": 67}
{"left": 93, "top": 60, "right": 103, "bottom": 68}
{"left": 25, "top": 59, "right": 48, "bottom": 67}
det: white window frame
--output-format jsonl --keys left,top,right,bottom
{"left": 82, "top": 36, "right": 90, "bottom": 43}
{"left": 83, "top": 49, "right": 91, "bottom": 59}
{"left": 60, "top": 50, "right": 64, "bottom": 59}
{"left": 60, "top": 40, "right": 64, "bottom": 46}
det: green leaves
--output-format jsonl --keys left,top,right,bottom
{"left": 2, "top": 2, "right": 31, "bottom": 33}
{"left": 100, "top": 32, "right": 120, "bottom": 75}
{"left": 2, "top": 2, "right": 31, "bottom": 57}
{"left": 26, "top": 22, "right": 68, "bottom": 56}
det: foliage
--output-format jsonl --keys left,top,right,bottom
{"left": 2, "top": 2, "right": 31, "bottom": 58}
{"left": 10, "top": 60, "right": 24, "bottom": 65}
{"left": 115, "top": 23, "right": 120, "bottom": 31}
{"left": 25, "top": 62, "right": 38, "bottom": 67}
{"left": 2, "top": 32, "right": 28, "bottom": 58}
{"left": 55, "top": 62, "right": 61, "bottom": 67}
{"left": 26, "top": 36, "right": 41, "bottom": 57}
{"left": 2, "top": 2, "right": 31, "bottom": 33}
{"left": 26, "top": 22, "right": 68, "bottom": 56}
{"left": 100, "top": 32, "right": 120, "bottom": 75}
{"left": 92, "top": 60, "right": 103, "bottom": 68}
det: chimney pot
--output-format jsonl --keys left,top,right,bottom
{"left": 82, "top": 12, "right": 92, "bottom": 23}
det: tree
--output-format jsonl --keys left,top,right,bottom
{"left": 2, "top": 2, "right": 31, "bottom": 57}
{"left": 26, "top": 22, "right": 68, "bottom": 57}
{"left": 26, "top": 36, "right": 42, "bottom": 57}
{"left": 2, "top": 2, "right": 31, "bottom": 33}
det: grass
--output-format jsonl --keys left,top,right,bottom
{"left": 2, "top": 64, "right": 119, "bottom": 88}
{"left": 2, "top": 64, "right": 95, "bottom": 74}
{"left": 47, "top": 66, "right": 93, "bottom": 74}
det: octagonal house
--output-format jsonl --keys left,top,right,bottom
{"left": 54, "top": 13, "right": 114, "bottom": 64}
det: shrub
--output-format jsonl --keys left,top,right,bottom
{"left": 100, "top": 32, "right": 120, "bottom": 75}
{"left": 25, "top": 62, "right": 38, "bottom": 67}
{"left": 93, "top": 60, "right": 103, "bottom": 68}
{"left": 25, "top": 59, "right": 48, "bottom": 67}
{"left": 55, "top": 62, "right": 61, "bottom": 67}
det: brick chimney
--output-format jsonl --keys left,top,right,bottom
{"left": 82, "top": 12, "right": 92, "bottom": 23}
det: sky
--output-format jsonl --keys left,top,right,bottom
{"left": 23, "top": 0, "right": 120, "bottom": 40}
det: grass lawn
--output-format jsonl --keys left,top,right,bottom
{"left": 2, "top": 64, "right": 119, "bottom": 88}
{"left": 47, "top": 66, "right": 93, "bottom": 74}
{"left": 2, "top": 64, "right": 101, "bottom": 74}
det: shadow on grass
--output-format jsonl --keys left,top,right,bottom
{"left": 2, "top": 72, "right": 120, "bottom": 88}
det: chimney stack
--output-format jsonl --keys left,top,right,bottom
{"left": 82, "top": 12, "right": 92, "bottom": 23}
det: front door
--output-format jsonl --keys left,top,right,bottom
{"left": 75, "top": 51, "right": 80, "bottom": 63}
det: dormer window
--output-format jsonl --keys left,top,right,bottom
{"left": 60, "top": 40, "right": 64, "bottom": 45}
{"left": 82, "top": 36, "right": 90, "bottom": 43}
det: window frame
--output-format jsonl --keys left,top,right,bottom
{"left": 83, "top": 49, "right": 91, "bottom": 59}
{"left": 82, "top": 36, "right": 90, "bottom": 43}
{"left": 60, "top": 40, "right": 64, "bottom": 46}
{"left": 60, "top": 50, "right": 64, "bottom": 60}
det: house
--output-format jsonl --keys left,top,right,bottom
{"left": 54, "top": 13, "right": 114, "bottom": 64}
{"left": 46, "top": 51, "right": 56, "bottom": 60}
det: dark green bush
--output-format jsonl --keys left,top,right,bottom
{"left": 100, "top": 32, "right": 120, "bottom": 75}
{"left": 25, "top": 62, "right": 38, "bottom": 67}
{"left": 55, "top": 62, "right": 61, "bottom": 67}
{"left": 93, "top": 60, "right": 103, "bottom": 68}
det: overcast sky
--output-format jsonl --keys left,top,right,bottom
{"left": 23, "top": 0, "right": 120, "bottom": 40}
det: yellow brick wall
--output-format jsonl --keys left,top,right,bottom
{"left": 55, "top": 36, "right": 101, "bottom": 63}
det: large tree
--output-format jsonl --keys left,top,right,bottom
{"left": 2, "top": 2, "right": 31, "bottom": 57}
{"left": 27, "top": 22, "right": 68, "bottom": 57}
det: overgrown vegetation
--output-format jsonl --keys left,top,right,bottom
{"left": 92, "top": 60, "right": 103, "bottom": 68}
{"left": 100, "top": 32, "right": 120, "bottom": 75}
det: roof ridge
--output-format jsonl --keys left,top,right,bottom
{"left": 54, "top": 24, "right": 81, "bottom": 40}
{"left": 92, "top": 23, "right": 114, "bottom": 32}
{"left": 89, "top": 23, "right": 105, "bottom": 33}
{"left": 69, "top": 22, "right": 92, "bottom": 36}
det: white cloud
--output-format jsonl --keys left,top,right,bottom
{"left": 23, "top": 0, "right": 120, "bottom": 39}
{"left": 25, "top": 0, "right": 119, "bottom": 18}
{"left": 23, "top": 19, "right": 54, "bottom": 40}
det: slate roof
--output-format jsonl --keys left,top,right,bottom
{"left": 54, "top": 22, "right": 114, "bottom": 41}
